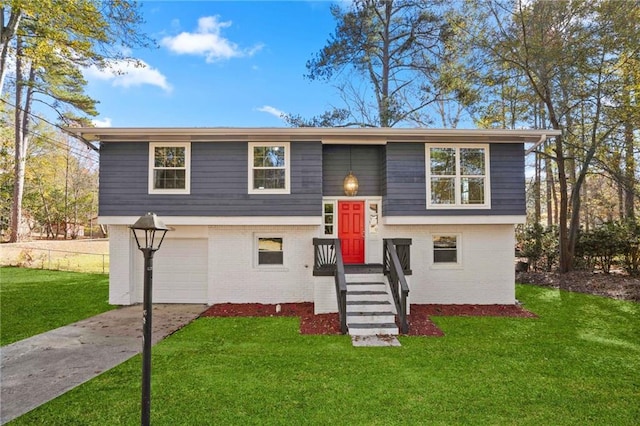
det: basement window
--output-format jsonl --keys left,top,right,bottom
{"left": 257, "top": 237, "right": 284, "bottom": 266}
{"left": 432, "top": 234, "right": 461, "bottom": 267}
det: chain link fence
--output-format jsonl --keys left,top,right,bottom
{"left": 1, "top": 242, "right": 109, "bottom": 274}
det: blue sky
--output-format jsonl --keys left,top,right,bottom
{"left": 83, "top": 1, "right": 340, "bottom": 128}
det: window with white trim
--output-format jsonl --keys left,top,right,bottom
{"left": 257, "top": 237, "right": 284, "bottom": 266}
{"left": 426, "top": 144, "right": 489, "bottom": 208}
{"left": 323, "top": 202, "right": 336, "bottom": 236}
{"left": 368, "top": 202, "right": 379, "bottom": 234}
{"left": 248, "top": 142, "right": 290, "bottom": 194}
{"left": 149, "top": 142, "right": 190, "bottom": 194}
{"left": 432, "top": 234, "right": 461, "bottom": 266}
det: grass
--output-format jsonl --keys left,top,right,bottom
{"left": 0, "top": 267, "right": 113, "bottom": 346}
{"left": 10, "top": 285, "right": 639, "bottom": 425}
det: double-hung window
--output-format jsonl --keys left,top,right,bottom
{"left": 257, "top": 236, "right": 284, "bottom": 266}
{"left": 149, "top": 142, "right": 190, "bottom": 194}
{"left": 426, "top": 144, "right": 489, "bottom": 208}
{"left": 432, "top": 234, "right": 462, "bottom": 268}
{"left": 248, "top": 142, "right": 290, "bottom": 194}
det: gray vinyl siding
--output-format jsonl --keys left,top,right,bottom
{"left": 100, "top": 140, "right": 525, "bottom": 218}
{"left": 383, "top": 143, "right": 525, "bottom": 216}
{"left": 99, "top": 141, "right": 323, "bottom": 216}
{"left": 489, "top": 143, "right": 526, "bottom": 215}
{"left": 322, "top": 145, "right": 383, "bottom": 196}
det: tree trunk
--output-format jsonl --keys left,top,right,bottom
{"left": 533, "top": 103, "right": 541, "bottom": 223}
{"left": 618, "top": 180, "right": 625, "bottom": 221}
{"left": 624, "top": 120, "right": 635, "bottom": 220}
{"left": 64, "top": 142, "right": 70, "bottom": 239}
{"left": 380, "top": 0, "right": 391, "bottom": 127}
{"left": 36, "top": 175, "right": 55, "bottom": 239}
{"left": 555, "top": 133, "right": 571, "bottom": 273}
{"left": 9, "top": 37, "right": 36, "bottom": 242}
{"left": 582, "top": 179, "right": 589, "bottom": 232}
{"left": 545, "top": 151, "right": 554, "bottom": 227}
{"left": 534, "top": 152, "right": 541, "bottom": 223}
{"left": 0, "top": 7, "right": 22, "bottom": 94}
{"left": 567, "top": 87, "right": 605, "bottom": 270}
{"left": 9, "top": 37, "right": 25, "bottom": 242}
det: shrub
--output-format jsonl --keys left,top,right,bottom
{"left": 517, "top": 223, "right": 558, "bottom": 271}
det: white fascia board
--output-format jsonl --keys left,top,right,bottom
{"left": 98, "top": 216, "right": 322, "bottom": 226}
{"left": 67, "top": 127, "right": 562, "bottom": 144}
{"left": 382, "top": 215, "right": 526, "bottom": 225}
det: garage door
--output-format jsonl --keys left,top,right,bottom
{"left": 135, "top": 238, "right": 208, "bottom": 303}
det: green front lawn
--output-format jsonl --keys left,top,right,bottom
{"left": 11, "top": 285, "right": 639, "bottom": 425}
{"left": 0, "top": 267, "right": 113, "bottom": 346}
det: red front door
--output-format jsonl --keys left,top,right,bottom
{"left": 338, "top": 201, "right": 365, "bottom": 264}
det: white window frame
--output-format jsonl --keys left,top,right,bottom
{"left": 148, "top": 142, "right": 191, "bottom": 194}
{"left": 248, "top": 142, "right": 291, "bottom": 194}
{"left": 425, "top": 144, "right": 490, "bottom": 209}
{"left": 322, "top": 200, "right": 337, "bottom": 237}
{"left": 367, "top": 200, "right": 380, "bottom": 236}
{"left": 431, "top": 233, "right": 463, "bottom": 269}
{"left": 254, "top": 234, "right": 287, "bottom": 270}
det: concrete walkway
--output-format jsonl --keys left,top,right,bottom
{"left": 0, "top": 304, "right": 207, "bottom": 424}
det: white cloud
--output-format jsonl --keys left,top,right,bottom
{"left": 92, "top": 117, "right": 112, "bottom": 127}
{"left": 161, "top": 16, "right": 263, "bottom": 62}
{"left": 84, "top": 59, "right": 172, "bottom": 93}
{"left": 257, "top": 105, "right": 286, "bottom": 120}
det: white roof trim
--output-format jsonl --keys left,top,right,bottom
{"left": 67, "top": 127, "right": 561, "bottom": 145}
{"left": 382, "top": 215, "right": 526, "bottom": 225}
{"left": 98, "top": 216, "right": 322, "bottom": 226}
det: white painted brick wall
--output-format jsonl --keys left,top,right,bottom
{"left": 208, "top": 225, "right": 317, "bottom": 304}
{"left": 381, "top": 224, "right": 516, "bottom": 304}
{"left": 108, "top": 225, "right": 134, "bottom": 305}
{"left": 107, "top": 222, "right": 515, "bottom": 308}
{"left": 313, "top": 276, "right": 338, "bottom": 314}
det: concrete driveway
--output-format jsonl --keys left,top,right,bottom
{"left": 0, "top": 304, "right": 207, "bottom": 424}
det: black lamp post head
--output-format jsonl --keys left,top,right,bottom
{"left": 130, "top": 212, "right": 173, "bottom": 251}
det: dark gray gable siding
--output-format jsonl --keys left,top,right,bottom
{"left": 99, "top": 141, "right": 322, "bottom": 216}
{"left": 322, "top": 145, "right": 383, "bottom": 196}
{"left": 383, "top": 143, "right": 525, "bottom": 216}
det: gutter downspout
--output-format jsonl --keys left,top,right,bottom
{"left": 525, "top": 133, "right": 547, "bottom": 155}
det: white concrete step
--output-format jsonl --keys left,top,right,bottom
{"left": 344, "top": 276, "right": 400, "bottom": 336}
{"left": 346, "top": 282, "right": 386, "bottom": 292}
{"left": 348, "top": 323, "right": 399, "bottom": 336}
{"left": 344, "top": 273, "right": 385, "bottom": 283}
{"left": 346, "top": 290, "right": 389, "bottom": 302}
{"left": 346, "top": 300, "right": 393, "bottom": 313}
{"left": 347, "top": 311, "right": 396, "bottom": 324}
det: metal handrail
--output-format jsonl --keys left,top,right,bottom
{"left": 312, "top": 238, "right": 337, "bottom": 276}
{"left": 333, "top": 239, "right": 348, "bottom": 334}
{"left": 384, "top": 240, "right": 410, "bottom": 334}
{"left": 313, "top": 238, "right": 348, "bottom": 334}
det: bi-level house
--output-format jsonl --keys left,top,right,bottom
{"left": 71, "top": 127, "right": 558, "bottom": 335}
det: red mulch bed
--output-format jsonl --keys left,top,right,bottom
{"left": 200, "top": 302, "right": 536, "bottom": 337}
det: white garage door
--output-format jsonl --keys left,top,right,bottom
{"left": 135, "top": 238, "right": 208, "bottom": 303}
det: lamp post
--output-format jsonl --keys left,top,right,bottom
{"left": 130, "top": 212, "right": 172, "bottom": 426}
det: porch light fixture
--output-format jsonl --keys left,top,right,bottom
{"left": 343, "top": 171, "right": 359, "bottom": 196}
{"left": 343, "top": 146, "right": 359, "bottom": 196}
{"left": 130, "top": 212, "right": 172, "bottom": 426}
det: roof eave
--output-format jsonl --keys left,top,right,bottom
{"left": 65, "top": 127, "right": 562, "bottom": 145}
